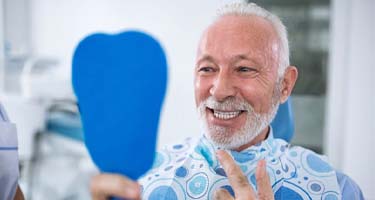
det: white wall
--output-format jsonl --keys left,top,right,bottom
{"left": 29, "top": 0, "right": 237, "bottom": 148}
{"left": 0, "top": 0, "right": 4, "bottom": 91}
{"left": 325, "top": 0, "right": 375, "bottom": 198}
{"left": 4, "top": 0, "right": 30, "bottom": 58}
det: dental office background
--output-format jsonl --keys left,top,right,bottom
{"left": 0, "top": 0, "right": 374, "bottom": 199}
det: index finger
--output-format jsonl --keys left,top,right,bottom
{"left": 216, "top": 150, "right": 256, "bottom": 199}
{"left": 256, "top": 160, "right": 274, "bottom": 200}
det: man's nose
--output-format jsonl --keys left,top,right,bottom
{"left": 209, "top": 73, "right": 237, "bottom": 101}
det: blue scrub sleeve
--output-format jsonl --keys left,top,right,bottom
{"left": 336, "top": 171, "right": 365, "bottom": 200}
{"left": 0, "top": 104, "right": 19, "bottom": 200}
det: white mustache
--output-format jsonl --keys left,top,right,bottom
{"left": 202, "top": 96, "right": 254, "bottom": 112}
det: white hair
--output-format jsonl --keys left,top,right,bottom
{"left": 216, "top": 2, "right": 290, "bottom": 76}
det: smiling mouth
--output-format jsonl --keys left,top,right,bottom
{"left": 207, "top": 107, "right": 245, "bottom": 120}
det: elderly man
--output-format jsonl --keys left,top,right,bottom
{"left": 90, "top": 2, "right": 363, "bottom": 200}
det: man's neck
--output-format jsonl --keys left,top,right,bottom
{"left": 234, "top": 126, "right": 270, "bottom": 152}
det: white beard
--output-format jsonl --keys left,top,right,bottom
{"left": 197, "top": 84, "right": 281, "bottom": 150}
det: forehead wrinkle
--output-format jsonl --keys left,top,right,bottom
{"left": 198, "top": 47, "right": 269, "bottom": 70}
{"left": 230, "top": 54, "right": 251, "bottom": 63}
{"left": 197, "top": 15, "right": 281, "bottom": 71}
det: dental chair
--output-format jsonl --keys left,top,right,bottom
{"left": 72, "top": 30, "right": 295, "bottom": 186}
{"left": 272, "top": 98, "right": 294, "bottom": 142}
{"left": 26, "top": 101, "right": 94, "bottom": 200}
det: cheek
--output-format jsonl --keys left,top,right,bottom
{"left": 194, "top": 77, "right": 211, "bottom": 106}
{"left": 239, "top": 84, "right": 261, "bottom": 102}
{"left": 238, "top": 80, "right": 274, "bottom": 113}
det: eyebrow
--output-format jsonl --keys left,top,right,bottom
{"left": 196, "top": 55, "right": 216, "bottom": 65}
{"left": 197, "top": 54, "right": 251, "bottom": 63}
{"left": 230, "top": 54, "right": 253, "bottom": 63}
{"left": 196, "top": 53, "right": 258, "bottom": 67}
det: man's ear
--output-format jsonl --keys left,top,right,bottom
{"left": 279, "top": 66, "right": 298, "bottom": 103}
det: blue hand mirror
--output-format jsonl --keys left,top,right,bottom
{"left": 72, "top": 31, "right": 168, "bottom": 182}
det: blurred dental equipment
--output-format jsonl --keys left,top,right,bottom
{"left": 2, "top": 57, "right": 96, "bottom": 200}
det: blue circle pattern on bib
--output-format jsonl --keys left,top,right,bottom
{"left": 139, "top": 132, "right": 341, "bottom": 199}
{"left": 187, "top": 173, "right": 209, "bottom": 198}
{"left": 149, "top": 186, "right": 177, "bottom": 200}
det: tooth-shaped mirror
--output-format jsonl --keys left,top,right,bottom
{"left": 72, "top": 31, "right": 168, "bottom": 180}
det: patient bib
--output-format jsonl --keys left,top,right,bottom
{"left": 139, "top": 129, "right": 341, "bottom": 200}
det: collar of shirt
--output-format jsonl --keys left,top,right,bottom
{"left": 194, "top": 127, "right": 289, "bottom": 171}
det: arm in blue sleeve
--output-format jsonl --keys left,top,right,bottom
{"left": 336, "top": 171, "right": 365, "bottom": 200}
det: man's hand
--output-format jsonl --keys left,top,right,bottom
{"left": 13, "top": 185, "right": 25, "bottom": 200}
{"left": 214, "top": 150, "right": 274, "bottom": 200}
{"left": 90, "top": 173, "right": 141, "bottom": 200}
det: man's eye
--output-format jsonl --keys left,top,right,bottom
{"left": 237, "top": 66, "right": 256, "bottom": 72}
{"left": 198, "top": 67, "right": 215, "bottom": 73}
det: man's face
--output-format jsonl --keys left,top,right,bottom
{"left": 194, "top": 15, "right": 282, "bottom": 149}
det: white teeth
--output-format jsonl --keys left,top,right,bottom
{"left": 213, "top": 110, "right": 241, "bottom": 120}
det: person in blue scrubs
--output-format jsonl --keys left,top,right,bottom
{"left": 0, "top": 103, "right": 25, "bottom": 200}
{"left": 89, "top": 2, "right": 364, "bottom": 200}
